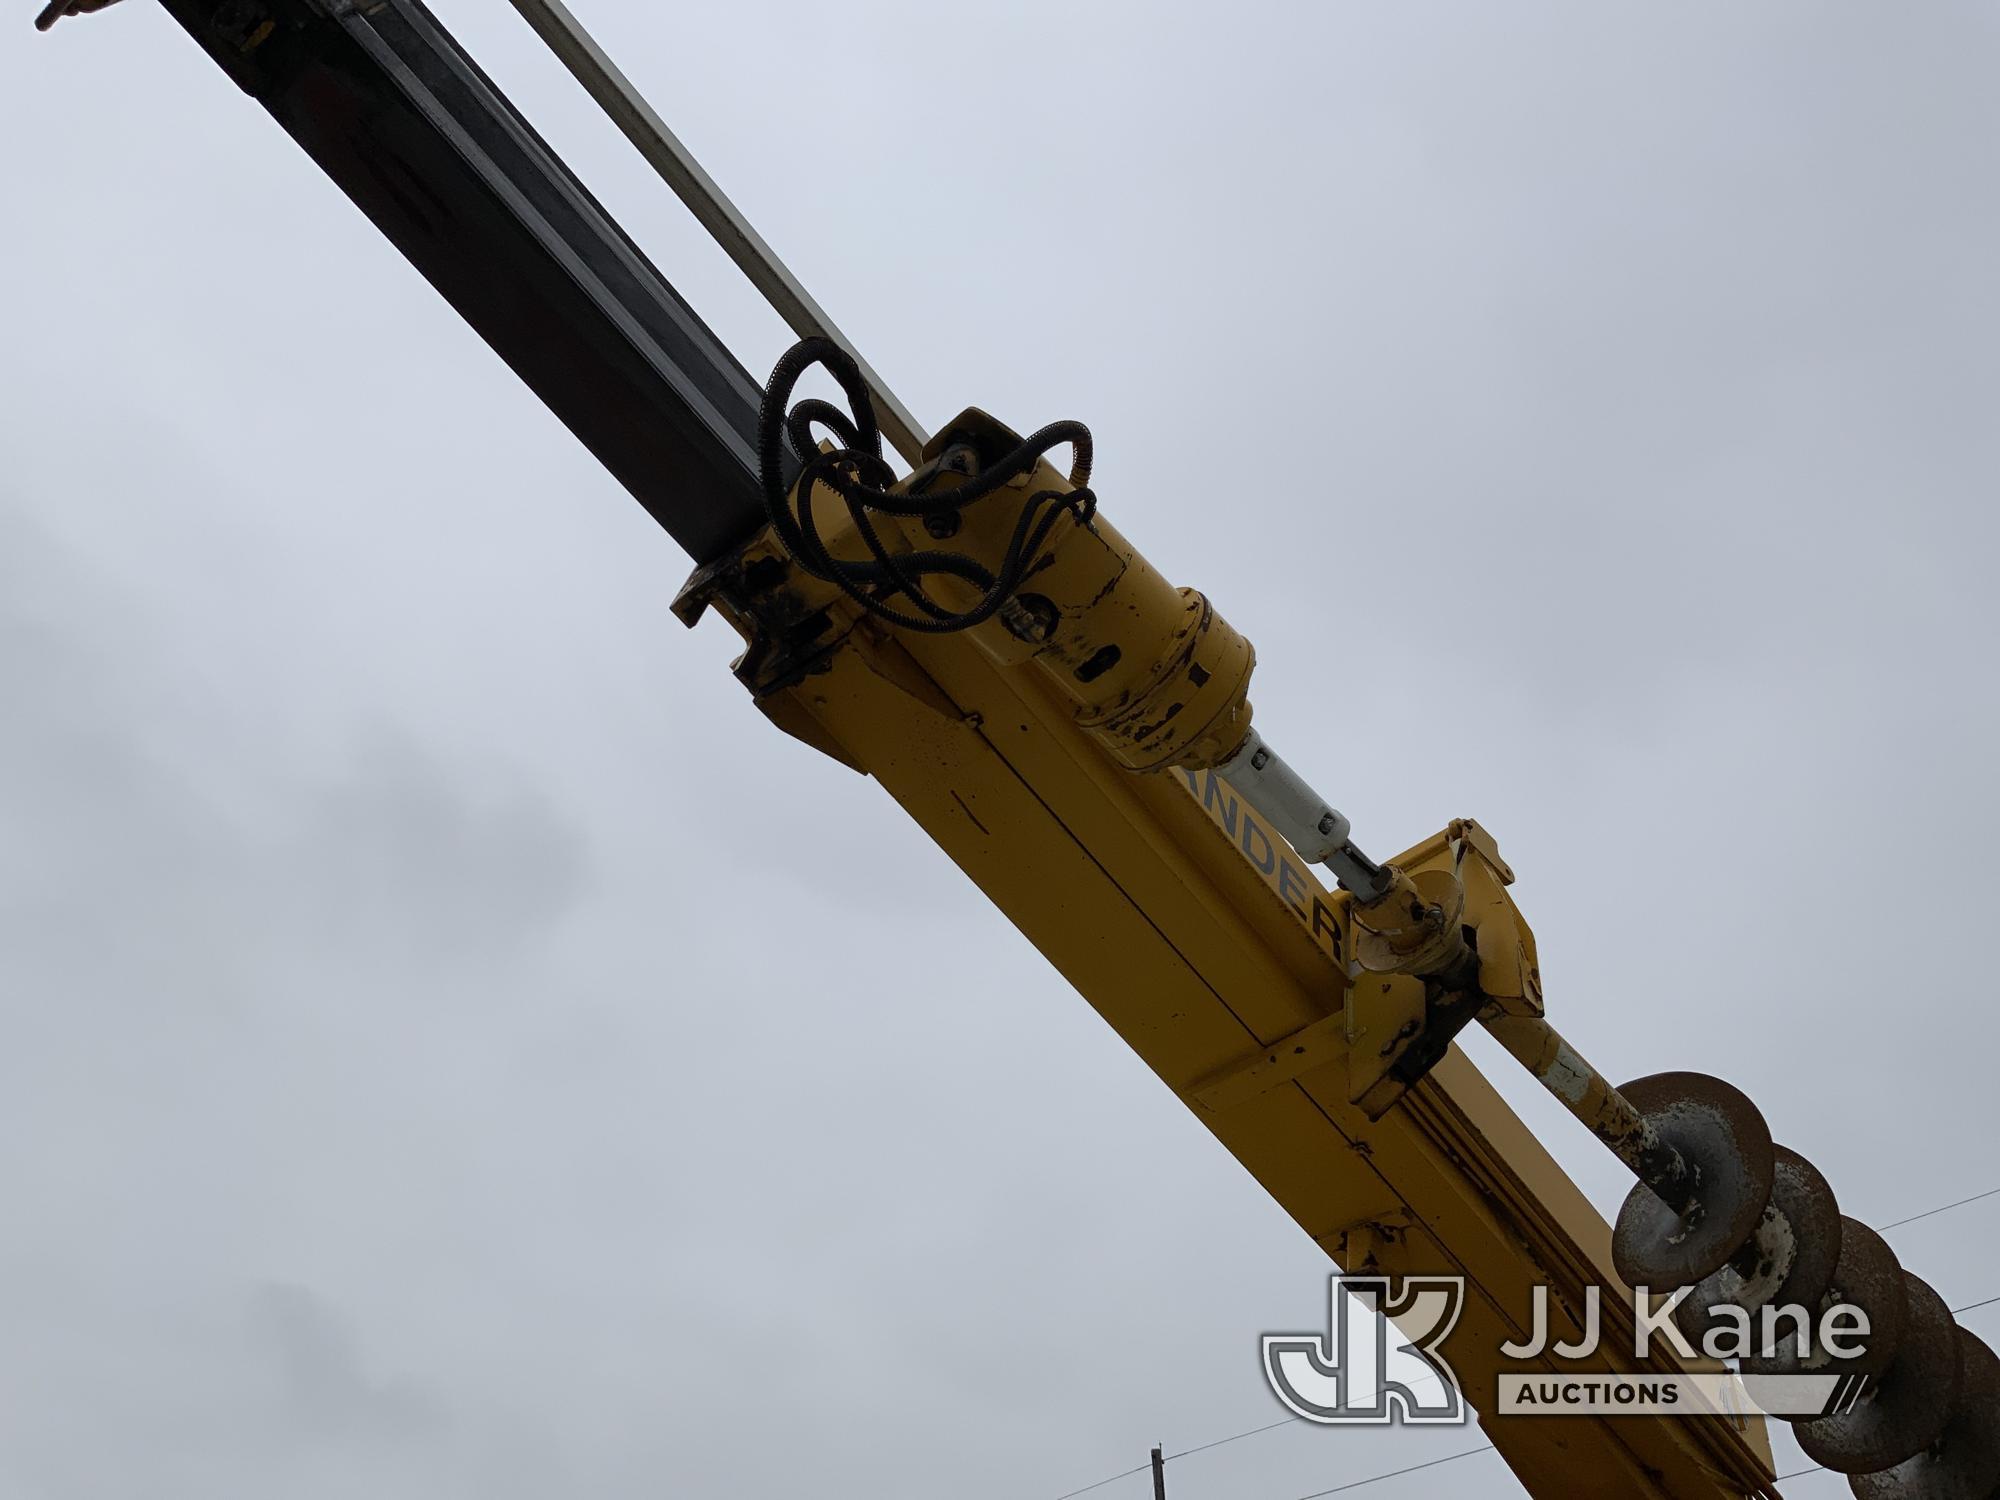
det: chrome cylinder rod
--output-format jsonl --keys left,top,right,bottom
{"left": 1217, "top": 730, "right": 1393, "bottom": 901}
{"left": 504, "top": 0, "right": 929, "bottom": 468}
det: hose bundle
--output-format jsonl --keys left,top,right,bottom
{"left": 757, "top": 337, "right": 1096, "bottom": 634}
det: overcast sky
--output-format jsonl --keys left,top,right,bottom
{"left": 3, "top": 3, "right": 1998, "bottom": 1497}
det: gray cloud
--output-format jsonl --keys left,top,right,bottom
{"left": 4, "top": 3, "right": 1998, "bottom": 1497}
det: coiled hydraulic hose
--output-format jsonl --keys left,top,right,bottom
{"left": 757, "top": 337, "right": 1096, "bottom": 634}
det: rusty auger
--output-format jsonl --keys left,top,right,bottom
{"left": 1200, "top": 723, "right": 1996, "bottom": 1492}
{"left": 1307, "top": 819, "right": 1998, "bottom": 1498}
{"left": 1187, "top": 760, "right": 1988, "bottom": 1489}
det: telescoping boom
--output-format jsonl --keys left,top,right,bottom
{"left": 29, "top": 3, "right": 1999, "bottom": 1496}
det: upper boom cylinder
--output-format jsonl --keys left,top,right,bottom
{"left": 914, "top": 412, "right": 1256, "bottom": 774}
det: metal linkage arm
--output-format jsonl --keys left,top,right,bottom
{"left": 502, "top": 0, "right": 929, "bottom": 470}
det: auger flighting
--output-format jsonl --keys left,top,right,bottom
{"left": 1273, "top": 788, "right": 2000, "bottom": 1494}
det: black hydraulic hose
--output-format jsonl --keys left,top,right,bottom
{"left": 757, "top": 338, "right": 1097, "bottom": 634}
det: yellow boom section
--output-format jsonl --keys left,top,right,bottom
{"left": 677, "top": 414, "right": 1778, "bottom": 1499}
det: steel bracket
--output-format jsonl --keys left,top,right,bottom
{"left": 1343, "top": 820, "right": 1543, "bottom": 1118}
{"left": 1190, "top": 1011, "right": 1349, "bottom": 1113}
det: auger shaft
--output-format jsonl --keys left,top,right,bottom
{"left": 1480, "top": 1011, "right": 1697, "bottom": 1208}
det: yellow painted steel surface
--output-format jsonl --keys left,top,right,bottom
{"left": 686, "top": 504, "right": 1779, "bottom": 1498}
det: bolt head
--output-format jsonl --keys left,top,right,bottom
{"left": 1317, "top": 813, "right": 1338, "bottom": 835}
{"left": 1250, "top": 748, "right": 1271, "bottom": 771}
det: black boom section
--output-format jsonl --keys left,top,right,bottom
{"left": 157, "top": 0, "right": 780, "bottom": 565}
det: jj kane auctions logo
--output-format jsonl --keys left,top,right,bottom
{"left": 1264, "top": 1276, "right": 1877, "bottom": 1422}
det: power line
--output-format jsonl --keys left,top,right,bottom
{"left": 1049, "top": 1463, "right": 1152, "bottom": 1500}
{"left": 1290, "top": 1443, "right": 1497, "bottom": 1498}
{"left": 1877, "top": 1184, "right": 2000, "bottom": 1233}
{"left": 1161, "top": 1370, "right": 1447, "bottom": 1472}
{"left": 1164, "top": 1417, "right": 1296, "bottom": 1462}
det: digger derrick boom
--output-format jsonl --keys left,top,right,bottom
{"left": 59, "top": 1, "right": 1960, "bottom": 1494}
